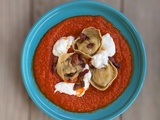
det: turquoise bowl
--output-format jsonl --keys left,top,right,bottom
{"left": 21, "top": 1, "right": 146, "bottom": 120}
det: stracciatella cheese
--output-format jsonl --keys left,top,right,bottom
{"left": 91, "top": 33, "right": 116, "bottom": 69}
{"left": 52, "top": 36, "right": 74, "bottom": 57}
{"left": 102, "top": 33, "right": 115, "bottom": 56}
{"left": 91, "top": 51, "right": 109, "bottom": 69}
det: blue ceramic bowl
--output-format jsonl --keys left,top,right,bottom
{"left": 21, "top": 1, "right": 146, "bottom": 120}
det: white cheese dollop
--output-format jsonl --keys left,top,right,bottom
{"left": 52, "top": 36, "right": 74, "bottom": 56}
{"left": 54, "top": 64, "right": 91, "bottom": 97}
{"left": 91, "top": 51, "right": 109, "bottom": 69}
{"left": 91, "top": 33, "right": 115, "bottom": 69}
{"left": 54, "top": 83, "right": 76, "bottom": 96}
{"left": 102, "top": 33, "right": 116, "bottom": 56}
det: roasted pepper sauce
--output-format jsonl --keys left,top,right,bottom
{"left": 33, "top": 16, "right": 132, "bottom": 112}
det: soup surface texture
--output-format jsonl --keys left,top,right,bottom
{"left": 33, "top": 16, "right": 132, "bottom": 112}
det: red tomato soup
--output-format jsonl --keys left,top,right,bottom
{"left": 33, "top": 16, "right": 132, "bottom": 112}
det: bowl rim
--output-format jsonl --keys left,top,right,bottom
{"left": 21, "top": 1, "right": 147, "bottom": 120}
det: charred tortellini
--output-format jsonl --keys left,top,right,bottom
{"left": 56, "top": 53, "right": 86, "bottom": 82}
{"left": 72, "top": 27, "right": 102, "bottom": 58}
{"left": 90, "top": 61, "right": 118, "bottom": 91}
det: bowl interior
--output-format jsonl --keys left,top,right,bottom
{"left": 21, "top": 1, "right": 146, "bottom": 120}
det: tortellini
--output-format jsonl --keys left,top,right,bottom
{"left": 90, "top": 61, "right": 118, "bottom": 91}
{"left": 72, "top": 27, "right": 102, "bottom": 58}
{"left": 56, "top": 53, "right": 85, "bottom": 82}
